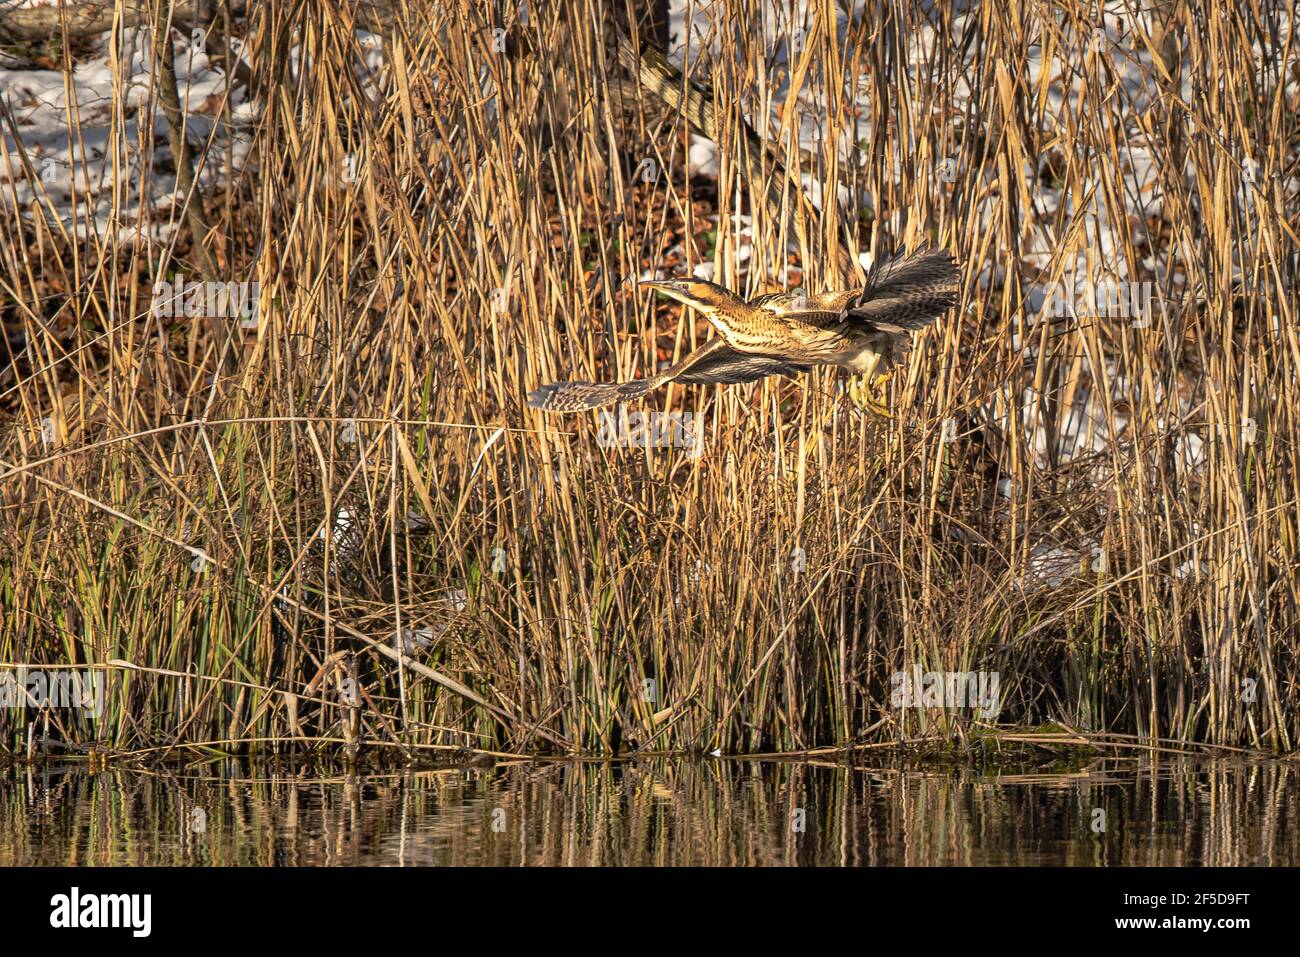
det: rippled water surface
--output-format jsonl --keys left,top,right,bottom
{"left": 2, "top": 758, "right": 1295, "bottom": 865}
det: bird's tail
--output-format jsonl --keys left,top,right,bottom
{"left": 850, "top": 246, "right": 961, "bottom": 332}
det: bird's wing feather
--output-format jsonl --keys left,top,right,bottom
{"left": 847, "top": 246, "right": 961, "bottom": 333}
{"left": 802, "top": 290, "right": 858, "bottom": 312}
{"left": 674, "top": 345, "right": 811, "bottom": 384}
{"left": 752, "top": 290, "right": 854, "bottom": 330}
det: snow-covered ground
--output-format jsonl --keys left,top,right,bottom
{"left": 0, "top": 22, "right": 254, "bottom": 242}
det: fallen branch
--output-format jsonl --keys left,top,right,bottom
{"left": 0, "top": 0, "right": 244, "bottom": 42}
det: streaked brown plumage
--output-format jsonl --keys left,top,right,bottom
{"left": 527, "top": 246, "right": 960, "bottom": 412}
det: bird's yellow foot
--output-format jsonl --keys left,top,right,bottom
{"left": 847, "top": 373, "right": 893, "bottom": 417}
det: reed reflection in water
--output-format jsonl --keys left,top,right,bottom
{"left": 1, "top": 759, "right": 1294, "bottom": 866}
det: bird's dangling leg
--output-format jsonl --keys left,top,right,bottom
{"left": 848, "top": 374, "right": 892, "bottom": 417}
{"left": 845, "top": 351, "right": 893, "bottom": 418}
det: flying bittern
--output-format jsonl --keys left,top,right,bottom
{"left": 526, "top": 246, "right": 960, "bottom": 414}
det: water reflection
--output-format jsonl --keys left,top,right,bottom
{"left": 1, "top": 758, "right": 1294, "bottom": 866}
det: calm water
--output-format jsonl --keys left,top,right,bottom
{"left": 1, "top": 758, "right": 1295, "bottom": 866}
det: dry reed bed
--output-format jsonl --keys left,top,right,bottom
{"left": 1, "top": 1, "right": 1298, "bottom": 756}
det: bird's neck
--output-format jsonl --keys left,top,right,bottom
{"left": 703, "top": 295, "right": 769, "bottom": 351}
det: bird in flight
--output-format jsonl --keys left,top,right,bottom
{"left": 527, "top": 246, "right": 961, "bottom": 414}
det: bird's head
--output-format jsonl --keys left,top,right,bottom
{"left": 639, "top": 278, "right": 744, "bottom": 316}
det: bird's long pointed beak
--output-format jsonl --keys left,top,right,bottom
{"left": 637, "top": 280, "right": 678, "bottom": 295}
{"left": 639, "top": 279, "right": 699, "bottom": 309}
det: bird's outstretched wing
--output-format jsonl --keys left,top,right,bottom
{"left": 527, "top": 338, "right": 806, "bottom": 412}
{"left": 675, "top": 347, "right": 810, "bottom": 384}
{"left": 848, "top": 246, "right": 961, "bottom": 333}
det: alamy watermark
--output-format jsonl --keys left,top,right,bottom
{"left": 1043, "top": 278, "right": 1154, "bottom": 328}
{"left": 1, "top": 667, "right": 103, "bottom": 718}
{"left": 152, "top": 274, "right": 259, "bottom": 329}
{"left": 50, "top": 887, "right": 150, "bottom": 937}
{"left": 891, "top": 667, "right": 1001, "bottom": 719}
{"left": 597, "top": 409, "right": 700, "bottom": 456}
